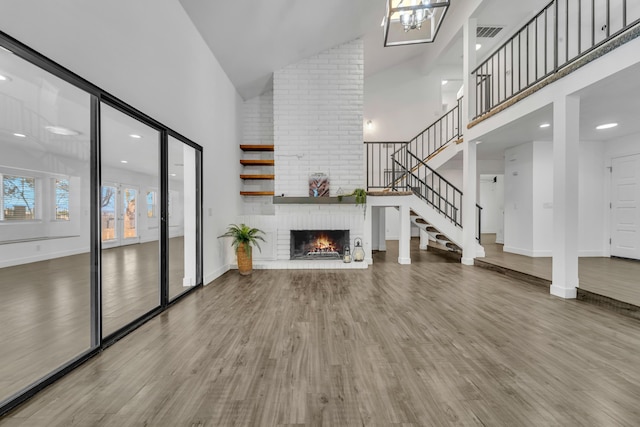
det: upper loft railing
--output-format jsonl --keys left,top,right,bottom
{"left": 473, "top": 0, "right": 640, "bottom": 119}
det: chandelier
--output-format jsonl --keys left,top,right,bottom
{"left": 382, "top": 0, "right": 451, "bottom": 47}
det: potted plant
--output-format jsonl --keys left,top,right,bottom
{"left": 337, "top": 188, "right": 367, "bottom": 216}
{"left": 218, "top": 223, "right": 265, "bottom": 276}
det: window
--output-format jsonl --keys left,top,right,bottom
{"left": 2, "top": 175, "right": 36, "bottom": 220}
{"left": 146, "top": 191, "right": 156, "bottom": 218}
{"left": 55, "top": 178, "right": 70, "bottom": 220}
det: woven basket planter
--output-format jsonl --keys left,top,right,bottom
{"left": 236, "top": 244, "right": 253, "bottom": 276}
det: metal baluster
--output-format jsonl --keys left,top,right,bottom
{"left": 606, "top": 0, "right": 610, "bottom": 37}
{"left": 578, "top": 0, "right": 582, "bottom": 54}
{"left": 591, "top": 0, "right": 595, "bottom": 47}
{"left": 533, "top": 16, "right": 538, "bottom": 81}
{"left": 566, "top": 0, "right": 569, "bottom": 63}
{"left": 545, "top": 7, "right": 548, "bottom": 74}
{"left": 553, "top": 0, "right": 556, "bottom": 71}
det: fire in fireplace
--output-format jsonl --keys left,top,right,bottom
{"left": 290, "top": 230, "right": 350, "bottom": 260}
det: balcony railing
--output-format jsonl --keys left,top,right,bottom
{"left": 365, "top": 141, "right": 408, "bottom": 189}
{"left": 473, "top": 0, "right": 640, "bottom": 118}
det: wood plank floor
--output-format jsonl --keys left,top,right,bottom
{"left": 2, "top": 240, "right": 640, "bottom": 426}
{"left": 0, "top": 238, "right": 187, "bottom": 403}
{"left": 480, "top": 234, "right": 640, "bottom": 307}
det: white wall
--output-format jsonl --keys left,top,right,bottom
{"left": 579, "top": 140, "right": 607, "bottom": 255}
{"left": 0, "top": 0, "right": 244, "bottom": 283}
{"left": 503, "top": 140, "right": 607, "bottom": 257}
{"left": 504, "top": 143, "right": 535, "bottom": 255}
{"left": 274, "top": 38, "right": 364, "bottom": 196}
{"left": 479, "top": 175, "right": 504, "bottom": 237}
{"left": 532, "top": 142, "right": 554, "bottom": 253}
{"left": 364, "top": 59, "right": 450, "bottom": 142}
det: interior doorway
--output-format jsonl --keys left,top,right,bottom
{"left": 479, "top": 174, "right": 505, "bottom": 244}
{"left": 101, "top": 183, "right": 140, "bottom": 247}
{"left": 611, "top": 154, "right": 640, "bottom": 260}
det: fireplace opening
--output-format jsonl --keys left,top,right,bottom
{"left": 290, "top": 230, "right": 350, "bottom": 260}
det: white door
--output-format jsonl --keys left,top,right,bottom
{"left": 101, "top": 183, "right": 139, "bottom": 247}
{"left": 611, "top": 154, "right": 640, "bottom": 260}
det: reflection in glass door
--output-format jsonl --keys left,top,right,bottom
{"left": 101, "top": 103, "right": 160, "bottom": 337}
{"left": 101, "top": 184, "right": 139, "bottom": 246}
{"left": 122, "top": 186, "right": 138, "bottom": 241}
{"left": 101, "top": 185, "right": 117, "bottom": 242}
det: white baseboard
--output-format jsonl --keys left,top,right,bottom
{"left": 0, "top": 247, "right": 89, "bottom": 269}
{"left": 503, "top": 246, "right": 535, "bottom": 257}
{"left": 204, "top": 264, "right": 231, "bottom": 285}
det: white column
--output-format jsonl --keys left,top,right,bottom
{"left": 378, "top": 207, "right": 386, "bottom": 251}
{"left": 398, "top": 203, "right": 411, "bottom": 264}
{"left": 183, "top": 146, "right": 196, "bottom": 287}
{"left": 462, "top": 140, "right": 478, "bottom": 265}
{"left": 551, "top": 95, "right": 580, "bottom": 299}
{"left": 371, "top": 207, "right": 380, "bottom": 250}
{"left": 364, "top": 202, "right": 373, "bottom": 265}
{"left": 462, "top": 18, "right": 477, "bottom": 129}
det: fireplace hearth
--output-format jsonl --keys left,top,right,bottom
{"left": 290, "top": 230, "right": 349, "bottom": 260}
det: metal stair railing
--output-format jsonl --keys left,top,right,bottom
{"left": 404, "top": 96, "right": 463, "bottom": 163}
{"left": 473, "top": 0, "right": 640, "bottom": 119}
{"left": 392, "top": 147, "right": 463, "bottom": 227}
{"left": 392, "top": 147, "right": 483, "bottom": 243}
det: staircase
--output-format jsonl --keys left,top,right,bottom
{"left": 365, "top": 97, "right": 484, "bottom": 257}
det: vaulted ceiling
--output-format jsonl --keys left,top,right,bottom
{"left": 178, "top": 0, "right": 551, "bottom": 100}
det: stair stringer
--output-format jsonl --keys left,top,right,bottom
{"left": 423, "top": 139, "right": 463, "bottom": 171}
{"left": 408, "top": 194, "right": 485, "bottom": 257}
{"left": 407, "top": 194, "right": 462, "bottom": 248}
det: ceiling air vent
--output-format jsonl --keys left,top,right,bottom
{"left": 477, "top": 26, "right": 504, "bottom": 38}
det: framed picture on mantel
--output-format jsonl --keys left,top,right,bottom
{"left": 309, "top": 173, "right": 329, "bottom": 197}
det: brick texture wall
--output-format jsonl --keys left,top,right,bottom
{"left": 274, "top": 38, "right": 364, "bottom": 196}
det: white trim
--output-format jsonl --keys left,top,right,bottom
{"left": 204, "top": 264, "right": 230, "bottom": 285}
{"left": 550, "top": 284, "right": 577, "bottom": 299}
{"left": 0, "top": 246, "right": 88, "bottom": 268}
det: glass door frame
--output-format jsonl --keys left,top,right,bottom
{"left": 0, "top": 29, "right": 204, "bottom": 417}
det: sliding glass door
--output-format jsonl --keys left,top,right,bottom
{"left": 168, "top": 136, "right": 200, "bottom": 300}
{"left": 0, "top": 40, "right": 92, "bottom": 403}
{"left": 100, "top": 103, "right": 161, "bottom": 337}
{"left": 0, "top": 30, "right": 203, "bottom": 416}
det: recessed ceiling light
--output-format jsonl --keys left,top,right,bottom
{"left": 13, "top": 133, "right": 26, "bottom": 138}
{"left": 476, "top": 44, "right": 482, "bottom": 51}
{"left": 129, "top": 134, "right": 142, "bottom": 139}
{"left": 170, "top": 173, "right": 177, "bottom": 177}
{"left": 45, "top": 126, "right": 81, "bottom": 136}
{"left": 120, "top": 160, "right": 128, "bottom": 164}
{"left": 596, "top": 123, "right": 618, "bottom": 130}
{"left": 539, "top": 123, "right": 551, "bottom": 128}
{"left": 442, "top": 80, "right": 448, "bottom": 85}
{"left": 0, "top": 74, "right": 11, "bottom": 82}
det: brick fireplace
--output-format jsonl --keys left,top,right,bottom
{"left": 239, "top": 38, "right": 366, "bottom": 269}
